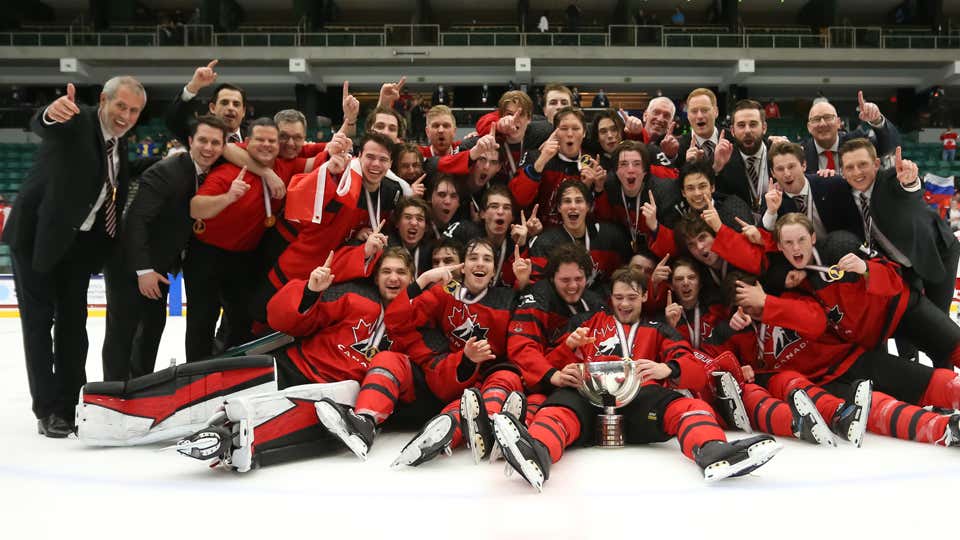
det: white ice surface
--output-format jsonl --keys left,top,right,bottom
{"left": 2, "top": 316, "right": 959, "bottom": 540}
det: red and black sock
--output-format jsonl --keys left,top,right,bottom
{"left": 662, "top": 397, "right": 726, "bottom": 461}
{"left": 527, "top": 406, "right": 579, "bottom": 463}
{"left": 870, "top": 391, "right": 951, "bottom": 445}
{"left": 354, "top": 352, "right": 415, "bottom": 424}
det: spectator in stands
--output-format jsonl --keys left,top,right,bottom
{"left": 671, "top": 7, "right": 686, "bottom": 26}
{"left": 4, "top": 77, "right": 153, "bottom": 438}
{"left": 764, "top": 99, "right": 781, "bottom": 120}
{"left": 566, "top": 2, "right": 581, "bottom": 32}
{"left": 941, "top": 127, "right": 957, "bottom": 161}
{"left": 538, "top": 12, "right": 549, "bottom": 33}
{"left": 571, "top": 86, "right": 581, "bottom": 107}
{"left": 592, "top": 88, "right": 609, "bottom": 108}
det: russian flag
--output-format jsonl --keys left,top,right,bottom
{"left": 923, "top": 172, "right": 955, "bottom": 219}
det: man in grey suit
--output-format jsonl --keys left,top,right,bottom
{"left": 3, "top": 77, "right": 148, "bottom": 437}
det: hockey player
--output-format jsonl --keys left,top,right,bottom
{"left": 527, "top": 180, "right": 632, "bottom": 289}
{"left": 314, "top": 239, "right": 525, "bottom": 464}
{"left": 509, "top": 107, "right": 606, "bottom": 225}
{"left": 388, "top": 196, "right": 433, "bottom": 277}
{"left": 493, "top": 266, "right": 781, "bottom": 491}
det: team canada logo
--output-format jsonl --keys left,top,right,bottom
{"left": 772, "top": 327, "right": 801, "bottom": 358}
{"left": 350, "top": 319, "right": 391, "bottom": 360}
{"left": 595, "top": 335, "right": 623, "bottom": 357}
{"left": 827, "top": 305, "right": 844, "bottom": 325}
{"left": 448, "top": 306, "right": 489, "bottom": 344}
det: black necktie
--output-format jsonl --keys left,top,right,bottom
{"left": 859, "top": 193, "right": 872, "bottom": 248}
{"left": 700, "top": 139, "right": 716, "bottom": 160}
{"left": 793, "top": 194, "right": 807, "bottom": 214}
{"left": 103, "top": 138, "right": 117, "bottom": 238}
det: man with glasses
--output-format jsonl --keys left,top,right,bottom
{"left": 801, "top": 91, "right": 900, "bottom": 173}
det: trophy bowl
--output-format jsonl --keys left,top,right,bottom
{"left": 575, "top": 356, "right": 643, "bottom": 448}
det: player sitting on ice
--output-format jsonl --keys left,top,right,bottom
{"left": 493, "top": 266, "right": 781, "bottom": 491}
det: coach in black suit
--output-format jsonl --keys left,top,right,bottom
{"left": 759, "top": 142, "right": 862, "bottom": 238}
{"left": 839, "top": 139, "right": 960, "bottom": 318}
{"left": 3, "top": 78, "right": 148, "bottom": 437}
{"left": 102, "top": 115, "right": 229, "bottom": 381}
{"left": 801, "top": 91, "right": 901, "bottom": 173}
{"left": 166, "top": 60, "right": 246, "bottom": 146}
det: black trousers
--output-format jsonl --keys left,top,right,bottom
{"left": 824, "top": 349, "right": 934, "bottom": 406}
{"left": 183, "top": 240, "right": 255, "bottom": 362}
{"left": 892, "top": 286, "right": 960, "bottom": 369}
{"left": 895, "top": 244, "right": 960, "bottom": 361}
{"left": 12, "top": 229, "right": 110, "bottom": 420}
{"left": 101, "top": 252, "right": 169, "bottom": 381}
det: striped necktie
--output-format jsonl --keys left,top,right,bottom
{"left": 103, "top": 138, "right": 117, "bottom": 238}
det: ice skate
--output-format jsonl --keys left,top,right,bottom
{"left": 940, "top": 414, "right": 960, "bottom": 447}
{"left": 460, "top": 388, "right": 495, "bottom": 464}
{"left": 168, "top": 424, "right": 233, "bottom": 462}
{"left": 492, "top": 413, "right": 551, "bottom": 492}
{"left": 788, "top": 388, "right": 838, "bottom": 447}
{"left": 712, "top": 371, "right": 752, "bottom": 433}
{"left": 315, "top": 398, "right": 376, "bottom": 461}
{"left": 694, "top": 434, "right": 782, "bottom": 482}
{"left": 489, "top": 391, "right": 527, "bottom": 462}
{"left": 831, "top": 379, "right": 872, "bottom": 447}
{"left": 390, "top": 413, "right": 457, "bottom": 468}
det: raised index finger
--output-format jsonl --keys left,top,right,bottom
{"left": 895, "top": 146, "right": 903, "bottom": 166}
{"left": 667, "top": 290, "right": 672, "bottom": 304}
{"left": 530, "top": 204, "right": 539, "bottom": 219}
{"left": 648, "top": 189, "right": 656, "bottom": 205}
{"left": 322, "top": 250, "right": 334, "bottom": 269}
{"left": 235, "top": 166, "right": 247, "bottom": 179}
{"left": 396, "top": 76, "right": 407, "bottom": 91}
{"left": 520, "top": 210, "right": 526, "bottom": 226}
{"left": 207, "top": 59, "right": 219, "bottom": 69}
{"left": 659, "top": 253, "right": 670, "bottom": 267}
{"left": 374, "top": 219, "right": 386, "bottom": 233}
{"left": 735, "top": 216, "right": 750, "bottom": 228}
{"left": 343, "top": 80, "right": 349, "bottom": 95}
{"left": 857, "top": 90, "right": 866, "bottom": 108}
{"left": 413, "top": 173, "right": 426, "bottom": 185}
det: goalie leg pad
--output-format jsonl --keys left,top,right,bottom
{"left": 76, "top": 356, "right": 277, "bottom": 446}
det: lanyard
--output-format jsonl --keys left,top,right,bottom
{"left": 566, "top": 297, "right": 590, "bottom": 315}
{"left": 620, "top": 188, "right": 642, "bottom": 244}
{"left": 681, "top": 305, "right": 701, "bottom": 349}
{"left": 412, "top": 246, "right": 420, "bottom": 276}
{"left": 492, "top": 240, "right": 508, "bottom": 286}
{"left": 615, "top": 321, "right": 639, "bottom": 359}
{"left": 365, "top": 188, "right": 381, "bottom": 230}
{"left": 566, "top": 226, "right": 597, "bottom": 285}
{"left": 261, "top": 176, "right": 275, "bottom": 226}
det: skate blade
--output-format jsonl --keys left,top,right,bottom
{"left": 848, "top": 381, "right": 873, "bottom": 448}
{"left": 163, "top": 435, "right": 223, "bottom": 460}
{"left": 492, "top": 415, "right": 544, "bottom": 492}
{"left": 461, "top": 391, "right": 484, "bottom": 465}
{"left": 704, "top": 439, "right": 782, "bottom": 483}
{"left": 715, "top": 372, "right": 753, "bottom": 433}
{"left": 315, "top": 402, "right": 368, "bottom": 461}
{"left": 390, "top": 415, "right": 455, "bottom": 468}
{"left": 489, "top": 441, "right": 503, "bottom": 462}
{"left": 792, "top": 390, "right": 839, "bottom": 448}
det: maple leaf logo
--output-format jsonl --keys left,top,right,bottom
{"left": 772, "top": 327, "right": 801, "bottom": 359}
{"left": 350, "top": 318, "right": 392, "bottom": 359}
{"left": 448, "top": 305, "right": 488, "bottom": 344}
{"left": 827, "top": 305, "right": 844, "bottom": 325}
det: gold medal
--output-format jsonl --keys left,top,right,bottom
{"left": 193, "top": 219, "right": 205, "bottom": 234}
{"left": 264, "top": 215, "right": 276, "bottom": 227}
{"left": 826, "top": 265, "right": 845, "bottom": 282}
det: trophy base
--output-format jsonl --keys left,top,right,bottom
{"left": 596, "top": 412, "right": 624, "bottom": 448}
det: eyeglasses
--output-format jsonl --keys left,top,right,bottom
{"left": 807, "top": 114, "right": 837, "bottom": 125}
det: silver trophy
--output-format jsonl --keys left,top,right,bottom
{"left": 575, "top": 359, "right": 642, "bottom": 448}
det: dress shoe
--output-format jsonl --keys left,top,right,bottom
{"left": 37, "top": 413, "right": 73, "bottom": 438}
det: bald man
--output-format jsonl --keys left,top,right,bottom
{"left": 801, "top": 92, "right": 900, "bottom": 173}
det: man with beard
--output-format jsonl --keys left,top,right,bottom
{"left": 419, "top": 105, "right": 460, "bottom": 158}
{"left": 802, "top": 91, "right": 900, "bottom": 173}
{"left": 712, "top": 100, "right": 790, "bottom": 215}
{"left": 493, "top": 266, "right": 780, "bottom": 490}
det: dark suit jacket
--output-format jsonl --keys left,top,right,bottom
{"left": 849, "top": 168, "right": 958, "bottom": 284}
{"left": 759, "top": 174, "right": 862, "bottom": 234}
{"left": 3, "top": 106, "right": 145, "bottom": 272}
{"left": 165, "top": 89, "right": 245, "bottom": 147}
{"left": 801, "top": 119, "right": 901, "bottom": 173}
{"left": 122, "top": 152, "right": 202, "bottom": 275}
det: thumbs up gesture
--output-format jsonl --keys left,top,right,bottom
{"left": 46, "top": 83, "right": 81, "bottom": 123}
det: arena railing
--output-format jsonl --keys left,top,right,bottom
{"left": 0, "top": 24, "right": 956, "bottom": 49}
